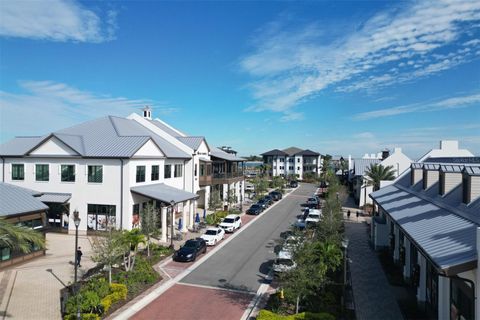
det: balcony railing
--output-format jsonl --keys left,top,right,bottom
{"left": 213, "top": 172, "right": 244, "bottom": 179}
{"left": 199, "top": 175, "right": 213, "bottom": 186}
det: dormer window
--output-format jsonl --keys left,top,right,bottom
{"left": 462, "top": 166, "right": 480, "bottom": 204}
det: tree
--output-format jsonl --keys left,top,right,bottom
{"left": 0, "top": 218, "right": 45, "bottom": 253}
{"left": 271, "top": 176, "right": 285, "bottom": 192}
{"left": 259, "top": 163, "right": 271, "bottom": 178}
{"left": 364, "top": 163, "right": 396, "bottom": 191}
{"left": 140, "top": 204, "right": 159, "bottom": 257}
{"left": 91, "top": 229, "right": 125, "bottom": 283}
{"left": 252, "top": 177, "right": 268, "bottom": 197}
{"left": 121, "top": 229, "right": 145, "bottom": 272}
{"left": 209, "top": 189, "right": 222, "bottom": 212}
{"left": 226, "top": 189, "right": 238, "bottom": 209}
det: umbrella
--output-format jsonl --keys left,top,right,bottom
{"left": 178, "top": 218, "right": 183, "bottom": 231}
{"left": 195, "top": 213, "right": 200, "bottom": 223}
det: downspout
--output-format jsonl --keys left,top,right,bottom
{"left": 120, "top": 159, "right": 124, "bottom": 230}
{"left": 183, "top": 159, "right": 188, "bottom": 190}
{"left": 192, "top": 154, "right": 195, "bottom": 193}
{"left": 1, "top": 157, "right": 4, "bottom": 182}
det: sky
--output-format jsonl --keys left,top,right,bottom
{"left": 0, "top": 0, "right": 479, "bottom": 160}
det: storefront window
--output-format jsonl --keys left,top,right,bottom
{"left": 450, "top": 277, "right": 474, "bottom": 320}
{"left": 1, "top": 247, "right": 11, "bottom": 261}
{"left": 426, "top": 261, "right": 438, "bottom": 318}
{"left": 87, "top": 204, "right": 116, "bottom": 231}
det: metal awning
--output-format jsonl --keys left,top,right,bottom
{"left": 371, "top": 185, "right": 477, "bottom": 276}
{"left": 37, "top": 192, "right": 71, "bottom": 204}
{"left": 131, "top": 183, "right": 198, "bottom": 204}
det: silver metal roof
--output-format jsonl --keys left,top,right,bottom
{"left": 0, "top": 183, "right": 48, "bottom": 216}
{"left": 411, "top": 163, "right": 423, "bottom": 169}
{"left": 0, "top": 136, "right": 46, "bottom": 156}
{"left": 148, "top": 119, "right": 186, "bottom": 138}
{"left": 353, "top": 158, "right": 381, "bottom": 176}
{"left": 37, "top": 192, "right": 71, "bottom": 204}
{"left": 176, "top": 136, "right": 207, "bottom": 151}
{"left": 440, "top": 165, "right": 464, "bottom": 173}
{"left": 210, "top": 147, "right": 245, "bottom": 162}
{"left": 131, "top": 183, "right": 198, "bottom": 203}
{"left": 464, "top": 166, "right": 480, "bottom": 176}
{"left": 423, "top": 163, "right": 440, "bottom": 170}
{"left": 371, "top": 184, "right": 477, "bottom": 274}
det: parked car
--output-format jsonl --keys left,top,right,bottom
{"left": 200, "top": 227, "right": 225, "bottom": 246}
{"left": 246, "top": 204, "right": 263, "bottom": 215}
{"left": 173, "top": 238, "right": 207, "bottom": 262}
{"left": 245, "top": 184, "right": 255, "bottom": 192}
{"left": 290, "top": 181, "right": 298, "bottom": 188}
{"left": 263, "top": 195, "right": 274, "bottom": 205}
{"left": 257, "top": 199, "right": 269, "bottom": 209}
{"left": 306, "top": 197, "right": 319, "bottom": 205}
{"left": 273, "top": 250, "right": 296, "bottom": 274}
{"left": 305, "top": 209, "right": 322, "bottom": 227}
{"left": 282, "top": 235, "right": 302, "bottom": 253}
{"left": 269, "top": 191, "right": 283, "bottom": 201}
{"left": 218, "top": 214, "right": 242, "bottom": 233}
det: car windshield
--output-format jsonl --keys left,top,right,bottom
{"left": 276, "top": 259, "right": 294, "bottom": 266}
{"left": 308, "top": 214, "right": 320, "bottom": 219}
{"left": 205, "top": 230, "right": 217, "bottom": 235}
{"left": 308, "top": 198, "right": 316, "bottom": 202}
{"left": 223, "top": 218, "right": 234, "bottom": 223}
{"left": 251, "top": 205, "right": 260, "bottom": 209}
{"left": 184, "top": 240, "right": 197, "bottom": 248}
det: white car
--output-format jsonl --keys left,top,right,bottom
{"left": 218, "top": 214, "right": 242, "bottom": 233}
{"left": 273, "top": 250, "right": 296, "bottom": 273}
{"left": 305, "top": 209, "right": 322, "bottom": 225}
{"left": 200, "top": 227, "right": 225, "bottom": 246}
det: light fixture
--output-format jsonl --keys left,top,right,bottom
{"left": 73, "top": 209, "right": 81, "bottom": 227}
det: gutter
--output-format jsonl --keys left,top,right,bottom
{"left": 120, "top": 159, "right": 124, "bottom": 230}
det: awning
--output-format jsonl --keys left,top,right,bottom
{"left": 131, "top": 183, "right": 198, "bottom": 204}
{"left": 37, "top": 192, "right": 71, "bottom": 204}
{"left": 371, "top": 185, "right": 477, "bottom": 276}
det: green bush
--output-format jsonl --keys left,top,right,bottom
{"left": 112, "top": 256, "right": 159, "bottom": 296}
{"left": 256, "top": 310, "right": 335, "bottom": 320}
{"left": 65, "top": 290, "right": 101, "bottom": 315}
{"left": 64, "top": 313, "right": 100, "bottom": 320}
{"left": 205, "top": 210, "right": 229, "bottom": 225}
{"left": 100, "top": 283, "right": 128, "bottom": 314}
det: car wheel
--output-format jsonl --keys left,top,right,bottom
{"left": 203, "top": 247, "right": 207, "bottom": 254}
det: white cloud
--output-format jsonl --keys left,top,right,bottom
{"left": 0, "top": 81, "right": 174, "bottom": 141}
{"left": 240, "top": 0, "right": 480, "bottom": 118}
{"left": 353, "top": 93, "right": 480, "bottom": 120}
{"left": 0, "top": 0, "right": 116, "bottom": 42}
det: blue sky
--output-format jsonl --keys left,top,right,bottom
{"left": 0, "top": 0, "right": 479, "bottom": 159}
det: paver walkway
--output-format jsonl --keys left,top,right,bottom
{"left": 345, "top": 219, "right": 404, "bottom": 320}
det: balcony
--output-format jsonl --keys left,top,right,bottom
{"left": 212, "top": 171, "right": 244, "bottom": 185}
{"left": 199, "top": 174, "right": 213, "bottom": 186}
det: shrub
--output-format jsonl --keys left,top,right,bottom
{"left": 64, "top": 313, "right": 100, "bottom": 320}
{"left": 256, "top": 310, "right": 335, "bottom": 320}
{"left": 112, "top": 256, "right": 159, "bottom": 296}
{"left": 205, "top": 210, "right": 229, "bottom": 225}
{"left": 65, "top": 290, "right": 101, "bottom": 315}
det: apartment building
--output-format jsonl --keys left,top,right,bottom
{"left": 261, "top": 147, "right": 322, "bottom": 179}
{"left": 0, "top": 107, "right": 245, "bottom": 241}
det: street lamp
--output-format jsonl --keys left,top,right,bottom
{"left": 169, "top": 200, "right": 176, "bottom": 249}
{"left": 72, "top": 210, "right": 81, "bottom": 320}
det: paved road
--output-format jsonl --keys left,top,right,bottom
{"left": 180, "top": 183, "right": 317, "bottom": 293}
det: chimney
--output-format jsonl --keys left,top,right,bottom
{"left": 422, "top": 164, "right": 440, "bottom": 190}
{"left": 462, "top": 166, "right": 480, "bottom": 204}
{"left": 439, "top": 165, "right": 463, "bottom": 196}
{"left": 382, "top": 148, "right": 390, "bottom": 160}
{"left": 410, "top": 163, "right": 423, "bottom": 186}
{"left": 142, "top": 106, "right": 152, "bottom": 120}
{"left": 440, "top": 140, "right": 459, "bottom": 152}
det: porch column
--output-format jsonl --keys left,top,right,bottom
{"left": 438, "top": 276, "right": 449, "bottom": 320}
{"left": 182, "top": 204, "right": 188, "bottom": 232}
{"left": 161, "top": 206, "right": 167, "bottom": 242}
{"left": 189, "top": 200, "right": 195, "bottom": 228}
{"left": 418, "top": 254, "right": 427, "bottom": 303}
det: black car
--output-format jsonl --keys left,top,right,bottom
{"left": 246, "top": 204, "right": 263, "bottom": 215}
{"left": 269, "top": 191, "right": 283, "bottom": 201}
{"left": 173, "top": 238, "right": 207, "bottom": 262}
{"left": 263, "top": 195, "right": 274, "bottom": 205}
{"left": 290, "top": 181, "right": 298, "bottom": 188}
{"left": 257, "top": 199, "right": 269, "bottom": 209}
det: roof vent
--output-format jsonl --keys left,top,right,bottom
{"left": 142, "top": 106, "right": 152, "bottom": 120}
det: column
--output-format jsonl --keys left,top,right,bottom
{"left": 418, "top": 254, "right": 427, "bottom": 302}
{"left": 161, "top": 207, "right": 167, "bottom": 242}
{"left": 404, "top": 238, "right": 411, "bottom": 279}
{"left": 437, "top": 276, "right": 449, "bottom": 320}
{"left": 182, "top": 204, "right": 187, "bottom": 232}
{"left": 189, "top": 200, "right": 195, "bottom": 228}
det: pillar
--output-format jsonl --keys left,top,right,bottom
{"left": 418, "top": 254, "right": 427, "bottom": 302}
{"left": 189, "top": 200, "right": 194, "bottom": 228}
{"left": 161, "top": 207, "right": 167, "bottom": 242}
{"left": 182, "top": 204, "right": 188, "bottom": 232}
{"left": 438, "top": 276, "right": 449, "bottom": 320}
{"left": 404, "top": 238, "right": 411, "bottom": 279}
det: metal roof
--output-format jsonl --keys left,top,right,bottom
{"left": 37, "top": 192, "right": 71, "bottom": 204}
{"left": 0, "top": 183, "right": 48, "bottom": 216}
{"left": 424, "top": 157, "right": 480, "bottom": 164}
{"left": 371, "top": 184, "right": 477, "bottom": 275}
{"left": 411, "top": 163, "right": 423, "bottom": 169}
{"left": 440, "top": 165, "right": 464, "bottom": 173}
{"left": 282, "top": 147, "right": 304, "bottom": 156}
{"left": 463, "top": 166, "right": 480, "bottom": 176}
{"left": 148, "top": 119, "right": 186, "bottom": 138}
{"left": 131, "top": 183, "right": 198, "bottom": 204}
{"left": 353, "top": 158, "right": 381, "bottom": 176}
{"left": 423, "top": 164, "right": 440, "bottom": 170}
{"left": 210, "top": 147, "right": 245, "bottom": 162}
{"left": 261, "top": 149, "right": 288, "bottom": 156}
{"left": 176, "top": 136, "right": 207, "bottom": 151}
{"left": 0, "top": 136, "right": 46, "bottom": 156}
{"left": 295, "top": 149, "right": 320, "bottom": 156}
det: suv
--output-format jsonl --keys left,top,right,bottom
{"left": 173, "top": 238, "right": 207, "bottom": 262}
{"left": 289, "top": 181, "right": 298, "bottom": 188}
{"left": 219, "top": 214, "right": 242, "bottom": 233}
{"left": 246, "top": 204, "right": 263, "bottom": 215}
{"left": 263, "top": 195, "right": 274, "bottom": 205}
{"left": 269, "top": 191, "right": 283, "bottom": 201}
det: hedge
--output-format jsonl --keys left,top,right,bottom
{"left": 256, "top": 310, "right": 335, "bottom": 320}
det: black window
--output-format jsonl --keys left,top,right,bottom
{"left": 151, "top": 165, "right": 159, "bottom": 181}
{"left": 87, "top": 204, "right": 116, "bottom": 231}
{"left": 61, "top": 165, "right": 75, "bottom": 182}
{"left": 463, "top": 175, "right": 470, "bottom": 204}
{"left": 164, "top": 165, "right": 172, "bottom": 178}
{"left": 200, "top": 164, "right": 205, "bottom": 176}
{"left": 297, "top": 158, "right": 300, "bottom": 163}
{"left": 35, "top": 164, "right": 49, "bottom": 181}
{"left": 0, "top": 247, "right": 11, "bottom": 261}
{"left": 194, "top": 164, "right": 197, "bottom": 176}
{"left": 11, "top": 164, "right": 24, "bottom": 180}
{"left": 88, "top": 165, "right": 103, "bottom": 183}
{"left": 136, "top": 166, "right": 146, "bottom": 183}
{"left": 410, "top": 169, "right": 415, "bottom": 186}
{"left": 174, "top": 164, "right": 183, "bottom": 177}
{"left": 439, "top": 172, "right": 445, "bottom": 195}
{"left": 423, "top": 170, "right": 428, "bottom": 190}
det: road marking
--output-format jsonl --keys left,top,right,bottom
{"left": 176, "top": 282, "right": 256, "bottom": 295}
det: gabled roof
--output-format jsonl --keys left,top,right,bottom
{"left": 210, "top": 147, "right": 245, "bottom": 162}
{"left": 282, "top": 147, "right": 304, "bottom": 156}
{"left": 0, "top": 183, "right": 48, "bottom": 216}
{"left": 0, "top": 116, "right": 191, "bottom": 159}
{"left": 295, "top": 149, "right": 320, "bottom": 156}
{"left": 353, "top": 159, "right": 381, "bottom": 176}
{"left": 148, "top": 119, "right": 186, "bottom": 138}
{"left": 261, "top": 149, "right": 288, "bottom": 156}
{"left": 176, "top": 136, "right": 209, "bottom": 152}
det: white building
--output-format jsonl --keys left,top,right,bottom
{"left": 350, "top": 147, "right": 412, "bottom": 207}
{"left": 261, "top": 147, "right": 322, "bottom": 179}
{"left": 0, "top": 108, "right": 245, "bottom": 241}
{"left": 370, "top": 142, "right": 479, "bottom": 319}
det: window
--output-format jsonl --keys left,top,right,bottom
{"left": 450, "top": 277, "right": 474, "bottom": 320}
{"left": 297, "top": 158, "right": 300, "bottom": 163}
{"left": 88, "top": 165, "right": 103, "bottom": 183}
{"left": 0, "top": 247, "right": 11, "bottom": 261}
{"left": 439, "top": 172, "right": 445, "bottom": 195}
{"left": 280, "top": 158, "right": 284, "bottom": 162}
{"left": 289, "top": 166, "right": 294, "bottom": 170}
{"left": 423, "top": 170, "right": 428, "bottom": 190}
{"left": 61, "top": 165, "right": 75, "bottom": 182}
{"left": 136, "top": 166, "right": 146, "bottom": 183}
{"left": 297, "top": 167, "right": 300, "bottom": 171}
{"left": 174, "top": 164, "right": 183, "bottom": 177}
{"left": 11, "top": 164, "right": 24, "bottom": 180}
{"left": 200, "top": 164, "right": 205, "bottom": 176}
{"left": 35, "top": 164, "right": 49, "bottom": 181}
{"left": 463, "top": 175, "right": 470, "bottom": 204}
{"left": 151, "top": 165, "right": 159, "bottom": 181}
{"left": 194, "top": 164, "right": 198, "bottom": 176}
{"left": 164, "top": 164, "right": 172, "bottom": 178}
{"left": 288, "top": 158, "right": 293, "bottom": 163}
{"left": 87, "top": 204, "right": 116, "bottom": 231}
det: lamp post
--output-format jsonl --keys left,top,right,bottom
{"left": 73, "top": 210, "right": 81, "bottom": 320}
{"left": 341, "top": 238, "right": 349, "bottom": 314}
{"left": 169, "top": 200, "right": 176, "bottom": 249}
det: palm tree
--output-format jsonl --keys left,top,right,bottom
{"left": 364, "top": 163, "right": 396, "bottom": 191}
{"left": 0, "top": 218, "right": 45, "bottom": 253}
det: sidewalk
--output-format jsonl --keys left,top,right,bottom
{"left": 0, "top": 233, "right": 95, "bottom": 320}
{"left": 343, "top": 213, "right": 404, "bottom": 320}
